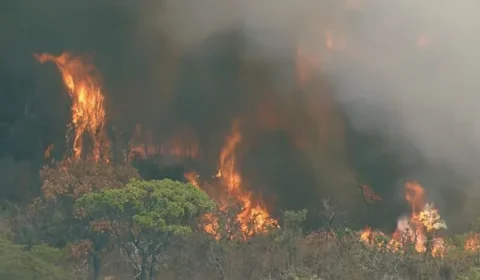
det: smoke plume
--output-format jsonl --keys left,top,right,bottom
{"left": 152, "top": 0, "right": 480, "bottom": 228}
{"left": 156, "top": 0, "right": 480, "bottom": 171}
{"left": 3, "top": 0, "right": 480, "bottom": 231}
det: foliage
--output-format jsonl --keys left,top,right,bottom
{"left": 283, "top": 209, "right": 308, "bottom": 233}
{"left": 0, "top": 237, "right": 71, "bottom": 280}
{"left": 76, "top": 178, "right": 215, "bottom": 280}
{"left": 5, "top": 158, "right": 480, "bottom": 279}
{"left": 31, "top": 159, "right": 140, "bottom": 245}
{"left": 458, "top": 267, "right": 480, "bottom": 280}
{"left": 77, "top": 178, "right": 215, "bottom": 235}
{"left": 25, "top": 159, "right": 141, "bottom": 279}
{"left": 39, "top": 159, "right": 140, "bottom": 201}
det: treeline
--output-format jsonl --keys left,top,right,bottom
{"left": 1, "top": 160, "right": 480, "bottom": 280}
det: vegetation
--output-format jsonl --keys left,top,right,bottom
{"left": 0, "top": 237, "right": 71, "bottom": 280}
{"left": 76, "top": 178, "right": 215, "bottom": 280}
{"left": 3, "top": 160, "right": 480, "bottom": 280}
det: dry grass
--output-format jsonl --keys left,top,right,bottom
{"left": 68, "top": 229, "right": 480, "bottom": 280}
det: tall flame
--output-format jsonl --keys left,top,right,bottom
{"left": 215, "top": 120, "right": 277, "bottom": 237}
{"left": 34, "top": 52, "right": 110, "bottom": 162}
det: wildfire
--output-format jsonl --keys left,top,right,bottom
{"left": 128, "top": 125, "right": 156, "bottom": 160}
{"left": 128, "top": 125, "right": 199, "bottom": 161}
{"left": 185, "top": 120, "right": 278, "bottom": 239}
{"left": 215, "top": 120, "right": 277, "bottom": 237}
{"left": 465, "top": 233, "right": 480, "bottom": 252}
{"left": 127, "top": 120, "right": 277, "bottom": 239}
{"left": 184, "top": 171, "right": 200, "bottom": 189}
{"left": 360, "top": 181, "right": 447, "bottom": 257}
{"left": 360, "top": 227, "right": 386, "bottom": 247}
{"left": 34, "top": 52, "right": 110, "bottom": 162}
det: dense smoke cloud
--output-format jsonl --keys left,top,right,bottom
{"left": 334, "top": 1, "right": 480, "bottom": 171}
{"left": 154, "top": 0, "right": 480, "bottom": 228}
{"left": 3, "top": 0, "right": 480, "bottom": 230}
{"left": 156, "top": 0, "right": 480, "bottom": 175}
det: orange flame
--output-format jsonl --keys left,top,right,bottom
{"left": 393, "top": 182, "right": 447, "bottom": 255}
{"left": 184, "top": 171, "right": 200, "bottom": 189}
{"left": 34, "top": 52, "right": 110, "bottom": 162}
{"left": 361, "top": 181, "right": 447, "bottom": 257}
{"left": 183, "top": 120, "right": 277, "bottom": 239}
{"left": 203, "top": 213, "right": 220, "bottom": 240}
{"left": 465, "top": 233, "right": 480, "bottom": 252}
{"left": 215, "top": 120, "right": 277, "bottom": 237}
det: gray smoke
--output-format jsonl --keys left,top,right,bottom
{"left": 155, "top": 0, "right": 480, "bottom": 177}
{"left": 4, "top": 0, "right": 480, "bottom": 229}
{"left": 151, "top": 0, "right": 480, "bottom": 228}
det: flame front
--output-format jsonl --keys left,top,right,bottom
{"left": 35, "top": 52, "right": 109, "bottom": 162}
{"left": 128, "top": 121, "right": 277, "bottom": 239}
{"left": 393, "top": 181, "right": 447, "bottom": 254}
{"left": 213, "top": 120, "right": 277, "bottom": 238}
{"left": 360, "top": 181, "right": 447, "bottom": 257}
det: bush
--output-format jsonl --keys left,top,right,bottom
{"left": 0, "top": 237, "right": 71, "bottom": 280}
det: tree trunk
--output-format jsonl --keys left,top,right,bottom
{"left": 91, "top": 252, "right": 101, "bottom": 280}
{"left": 148, "top": 254, "right": 157, "bottom": 280}
{"left": 135, "top": 260, "right": 148, "bottom": 280}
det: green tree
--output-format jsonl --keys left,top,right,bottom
{"left": 76, "top": 178, "right": 215, "bottom": 280}
{"left": 31, "top": 159, "right": 140, "bottom": 279}
{"left": 0, "top": 237, "right": 71, "bottom": 280}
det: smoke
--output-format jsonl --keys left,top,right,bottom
{"left": 4, "top": 0, "right": 480, "bottom": 229}
{"left": 334, "top": 0, "right": 480, "bottom": 229}
{"left": 334, "top": 1, "right": 480, "bottom": 171}
{"left": 152, "top": 0, "right": 480, "bottom": 228}
{"left": 155, "top": 0, "right": 480, "bottom": 173}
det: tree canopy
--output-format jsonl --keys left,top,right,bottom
{"left": 76, "top": 178, "right": 215, "bottom": 280}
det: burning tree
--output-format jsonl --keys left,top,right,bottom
{"left": 34, "top": 51, "right": 278, "bottom": 242}
{"left": 34, "top": 52, "right": 111, "bottom": 163}
{"left": 184, "top": 120, "right": 278, "bottom": 240}
{"left": 360, "top": 181, "right": 448, "bottom": 257}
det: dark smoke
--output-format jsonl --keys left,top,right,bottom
{"left": 1, "top": 0, "right": 477, "bottom": 232}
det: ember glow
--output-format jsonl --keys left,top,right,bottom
{"left": 465, "top": 233, "right": 480, "bottom": 252}
{"left": 128, "top": 125, "right": 199, "bottom": 161}
{"left": 34, "top": 52, "right": 110, "bottom": 162}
